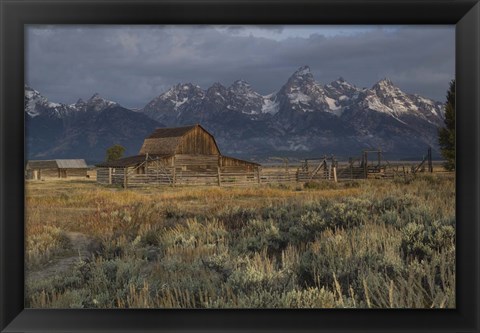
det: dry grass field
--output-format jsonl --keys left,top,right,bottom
{"left": 25, "top": 173, "right": 455, "bottom": 308}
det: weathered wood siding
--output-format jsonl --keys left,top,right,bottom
{"left": 64, "top": 169, "right": 88, "bottom": 178}
{"left": 127, "top": 169, "right": 174, "bottom": 186}
{"left": 30, "top": 168, "right": 60, "bottom": 179}
{"left": 220, "top": 166, "right": 259, "bottom": 186}
{"left": 220, "top": 156, "right": 256, "bottom": 169}
{"left": 176, "top": 127, "right": 220, "bottom": 155}
{"left": 96, "top": 167, "right": 110, "bottom": 184}
{"left": 97, "top": 153, "right": 261, "bottom": 187}
{"left": 174, "top": 154, "right": 219, "bottom": 185}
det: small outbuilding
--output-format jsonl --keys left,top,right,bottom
{"left": 96, "top": 124, "right": 260, "bottom": 187}
{"left": 26, "top": 159, "right": 88, "bottom": 180}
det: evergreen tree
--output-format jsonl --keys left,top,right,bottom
{"left": 106, "top": 144, "right": 125, "bottom": 162}
{"left": 438, "top": 79, "right": 455, "bottom": 171}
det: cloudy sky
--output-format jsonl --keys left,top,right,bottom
{"left": 26, "top": 25, "right": 455, "bottom": 108}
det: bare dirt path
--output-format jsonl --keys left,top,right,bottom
{"left": 26, "top": 231, "right": 95, "bottom": 282}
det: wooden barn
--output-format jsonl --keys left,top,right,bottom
{"left": 96, "top": 124, "right": 260, "bottom": 187}
{"left": 26, "top": 159, "right": 88, "bottom": 180}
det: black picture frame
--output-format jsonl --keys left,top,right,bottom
{"left": 1, "top": 0, "right": 479, "bottom": 332}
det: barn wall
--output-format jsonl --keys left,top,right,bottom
{"left": 176, "top": 127, "right": 220, "bottom": 155}
{"left": 65, "top": 169, "right": 87, "bottom": 178}
{"left": 147, "top": 156, "right": 174, "bottom": 167}
{"left": 39, "top": 168, "right": 60, "bottom": 178}
{"left": 96, "top": 167, "right": 110, "bottom": 184}
{"left": 217, "top": 156, "right": 259, "bottom": 185}
{"left": 220, "top": 156, "right": 257, "bottom": 169}
{"left": 25, "top": 170, "right": 35, "bottom": 180}
{"left": 173, "top": 154, "right": 219, "bottom": 185}
{"left": 112, "top": 167, "right": 127, "bottom": 185}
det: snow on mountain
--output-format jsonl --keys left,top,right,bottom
{"left": 24, "top": 86, "right": 121, "bottom": 120}
{"left": 25, "top": 87, "right": 163, "bottom": 162}
{"left": 351, "top": 78, "right": 445, "bottom": 126}
{"left": 261, "top": 93, "right": 280, "bottom": 115}
{"left": 324, "top": 77, "right": 363, "bottom": 109}
{"left": 85, "top": 93, "right": 118, "bottom": 112}
{"left": 227, "top": 80, "right": 265, "bottom": 115}
{"left": 24, "top": 85, "right": 75, "bottom": 118}
{"left": 276, "top": 65, "right": 332, "bottom": 114}
{"left": 25, "top": 66, "right": 448, "bottom": 160}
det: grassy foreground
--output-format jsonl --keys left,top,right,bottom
{"left": 25, "top": 174, "right": 455, "bottom": 308}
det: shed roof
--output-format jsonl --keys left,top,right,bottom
{"left": 96, "top": 154, "right": 171, "bottom": 168}
{"left": 222, "top": 155, "right": 261, "bottom": 166}
{"left": 26, "top": 159, "right": 87, "bottom": 169}
{"left": 55, "top": 159, "right": 88, "bottom": 168}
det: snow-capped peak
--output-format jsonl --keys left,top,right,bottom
{"left": 232, "top": 79, "right": 250, "bottom": 88}
{"left": 293, "top": 65, "right": 312, "bottom": 77}
{"left": 327, "top": 77, "right": 358, "bottom": 93}
{"left": 332, "top": 77, "right": 354, "bottom": 87}
{"left": 24, "top": 86, "right": 77, "bottom": 118}
{"left": 230, "top": 79, "right": 254, "bottom": 93}
{"left": 25, "top": 86, "right": 47, "bottom": 117}
{"left": 282, "top": 66, "right": 317, "bottom": 96}
{"left": 87, "top": 93, "right": 117, "bottom": 111}
{"left": 373, "top": 78, "right": 396, "bottom": 90}
{"left": 209, "top": 82, "right": 226, "bottom": 90}
{"left": 229, "top": 80, "right": 262, "bottom": 106}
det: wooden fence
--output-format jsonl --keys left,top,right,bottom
{"left": 97, "top": 149, "right": 436, "bottom": 188}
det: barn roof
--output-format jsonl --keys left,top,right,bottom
{"left": 139, "top": 124, "right": 220, "bottom": 155}
{"left": 26, "top": 159, "right": 87, "bottom": 169}
{"left": 96, "top": 154, "right": 171, "bottom": 168}
{"left": 146, "top": 125, "right": 197, "bottom": 139}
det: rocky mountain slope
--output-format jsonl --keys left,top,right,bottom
{"left": 25, "top": 66, "right": 446, "bottom": 162}
{"left": 140, "top": 66, "right": 444, "bottom": 159}
{"left": 25, "top": 86, "right": 163, "bottom": 162}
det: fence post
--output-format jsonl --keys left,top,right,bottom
{"left": 172, "top": 156, "right": 176, "bottom": 187}
{"left": 333, "top": 166, "right": 337, "bottom": 183}
{"left": 123, "top": 168, "right": 128, "bottom": 189}
{"left": 428, "top": 147, "right": 433, "bottom": 173}
{"left": 108, "top": 167, "right": 112, "bottom": 185}
{"left": 217, "top": 166, "right": 222, "bottom": 186}
{"left": 364, "top": 151, "right": 368, "bottom": 179}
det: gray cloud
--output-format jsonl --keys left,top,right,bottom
{"left": 26, "top": 25, "right": 454, "bottom": 108}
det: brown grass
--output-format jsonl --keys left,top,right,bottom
{"left": 25, "top": 174, "right": 455, "bottom": 308}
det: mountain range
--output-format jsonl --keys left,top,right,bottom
{"left": 25, "top": 66, "right": 446, "bottom": 163}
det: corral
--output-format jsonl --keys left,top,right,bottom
{"left": 96, "top": 124, "right": 437, "bottom": 188}
{"left": 96, "top": 124, "right": 261, "bottom": 187}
